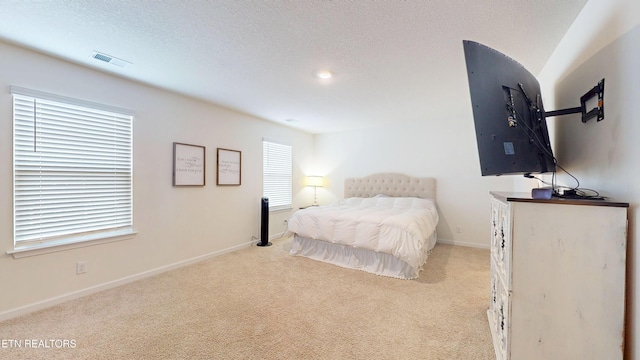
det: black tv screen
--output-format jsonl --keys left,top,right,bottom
{"left": 463, "top": 40, "right": 555, "bottom": 176}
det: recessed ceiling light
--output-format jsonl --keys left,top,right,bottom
{"left": 316, "top": 71, "right": 333, "bottom": 79}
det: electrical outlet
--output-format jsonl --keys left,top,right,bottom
{"left": 455, "top": 226, "right": 463, "bottom": 234}
{"left": 76, "top": 261, "right": 88, "bottom": 274}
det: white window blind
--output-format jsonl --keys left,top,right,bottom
{"left": 263, "top": 140, "right": 292, "bottom": 211}
{"left": 12, "top": 90, "right": 133, "bottom": 248}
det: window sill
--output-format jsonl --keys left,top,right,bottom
{"left": 7, "top": 229, "right": 137, "bottom": 259}
{"left": 269, "top": 206, "right": 293, "bottom": 213}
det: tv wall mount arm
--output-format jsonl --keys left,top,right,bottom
{"left": 543, "top": 79, "right": 605, "bottom": 123}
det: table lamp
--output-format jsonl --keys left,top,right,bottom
{"left": 306, "top": 176, "right": 324, "bottom": 206}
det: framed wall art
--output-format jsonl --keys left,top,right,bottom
{"left": 217, "top": 148, "right": 241, "bottom": 186}
{"left": 173, "top": 142, "right": 206, "bottom": 186}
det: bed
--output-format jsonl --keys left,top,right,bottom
{"left": 286, "top": 173, "right": 439, "bottom": 279}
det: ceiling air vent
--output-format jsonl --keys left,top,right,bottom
{"left": 91, "top": 51, "right": 132, "bottom": 68}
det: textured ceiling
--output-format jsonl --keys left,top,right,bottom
{"left": 0, "top": 0, "right": 587, "bottom": 134}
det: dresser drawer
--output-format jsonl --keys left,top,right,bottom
{"left": 489, "top": 257, "right": 510, "bottom": 360}
{"left": 491, "top": 198, "right": 511, "bottom": 289}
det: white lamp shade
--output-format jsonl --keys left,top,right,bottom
{"left": 306, "top": 176, "right": 324, "bottom": 187}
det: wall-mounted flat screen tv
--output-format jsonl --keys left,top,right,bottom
{"left": 463, "top": 40, "right": 555, "bottom": 176}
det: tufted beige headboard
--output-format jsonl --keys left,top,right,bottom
{"left": 344, "top": 173, "right": 436, "bottom": 199}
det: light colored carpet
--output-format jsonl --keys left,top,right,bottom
{"left": 0, "top": 238, "right": 494, "bottom": 359}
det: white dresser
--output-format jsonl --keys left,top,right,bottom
{"left": 488, "top": 192, "right": 628, "bottom": 360}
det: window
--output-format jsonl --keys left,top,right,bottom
{"left": 12, "top": 86, "right": 134, "bottom": 251}
{"left": 262, "top": 140, "right": 292, "bottom": 211}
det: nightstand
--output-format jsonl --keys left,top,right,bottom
{"left": 299, "top": 205, "right": 319, "bottom": 209}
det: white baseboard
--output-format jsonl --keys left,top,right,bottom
{"left": 0, "top": 241, "right": 253, "bottom": 322}
{"left": 269, "top": 231, "right": 287, "bottom": 241}
{"left": 437, "top": 238, "right": 490, "bottom": 249}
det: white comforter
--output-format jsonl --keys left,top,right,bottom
{"left": 286, "top": 197, "right": 439, "bottom": 270}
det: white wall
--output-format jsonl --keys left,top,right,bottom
{"left": 533, "top": 0, "right": 640, "bottom": 358}
{"left": 0, "top": 40, "right": 314, "bottom": 318}
{"left": 314, "top": 114, "right": 514, "bottom": 247}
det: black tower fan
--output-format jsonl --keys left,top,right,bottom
{"left": 257, "top": 197, "right": 272, "bottom": 247}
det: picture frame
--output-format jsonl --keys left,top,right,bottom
{"left": 173, "top": 142, "right": 206, "bottom": 186}
{"left": 217, "top": 148, "right": 241, "bottom": 186}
